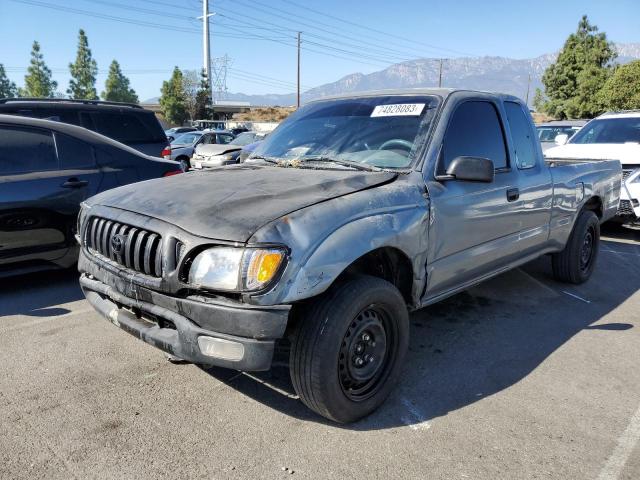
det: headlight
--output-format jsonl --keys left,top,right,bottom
{"left": 188, "top": 247, "right": 286, "bottom": 292}
{"left": 76, "top": 202, "right": 91, "bottom": 244}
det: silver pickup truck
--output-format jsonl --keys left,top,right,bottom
{"left": 77, "top": 89, "right": 621, "bottom": 423}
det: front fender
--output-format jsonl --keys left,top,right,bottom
{"left": 247, "top": 175, "right": 430, "bottom": 306}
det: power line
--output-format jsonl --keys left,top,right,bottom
{"left": 279, "top": 0, "right": 477, "bottom": 57}
{"left": 230, "top": 0, "right": 455, "bottom": 61}
{"left": 217, "top": 2, "right": 419, "bottom": 65}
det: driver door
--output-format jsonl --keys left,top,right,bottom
{"left": 424, "top": 99, "right": 523, "bottom": 300}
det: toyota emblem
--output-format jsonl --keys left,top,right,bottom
{"left": 111, "top": 234, "right": 126, "bottom": 256}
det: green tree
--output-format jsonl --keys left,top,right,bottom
{"left": 540, "top": 15, "right": 616, "bottom": 119}
{"left": 532, "top": 88, "right": 546, "bottom": 113}
{"left": 598, "top": 61, "right": 640, "bottom": 111}
{"left": 160, "top": 66, "right": 187, "bottom": 125}
{"left": 21, "top": 41, "right": 57, "bottom": 97}
{"left": 101, "top": 60, "right": 138, "bottom": 103}
{"left": 195, "top": 69, "right": 212, "bottom": 119}
{"left": 0, "top": 64, "right": 18, "bottom": 98}
{"left": 68, "top": 29, "right": 98, "bottom": 99}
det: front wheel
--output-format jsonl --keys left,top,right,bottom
{"left": 290, "top": 275, "right": 409, "bottom": 423}
{"left": 552, "top": 209, "right": 600, "bottom": 284}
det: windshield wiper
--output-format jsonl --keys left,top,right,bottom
{"left": 246, "top": 155, "right": 280, "bottom": 164}
{"left": 300, "top": 155, "right": 382, "bottom": 172}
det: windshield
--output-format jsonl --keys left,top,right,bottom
{"left": 171, "top": 132, "right": 200, "bottom": 145}
{"left": 230, "top": 132, "right": 257, "bottom": 146}
{"left": 251, "top": 95, "right": 440, "bottom": 169}
{"left": 570, "top": 117, "right": 640, "bottom": 144}
{"left": 536, "top": 126, "right": 579, "bottom": 142}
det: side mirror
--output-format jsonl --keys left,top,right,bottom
{"left": 440, "top": 156, "right": 495, "bottom": 183}
{"left": 555, "top": 133, "right": 569, "bottom": 146}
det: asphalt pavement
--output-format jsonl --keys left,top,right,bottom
{"left": 1, "top": 224, "right": 639, "bottom": 479}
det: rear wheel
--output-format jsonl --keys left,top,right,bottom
{"left": 290, "top": 275, "right": 409, "bottom": 423}
{"left": 177, "top": 156, "right": 190, "bottom": 171}
{"left": 552, "top": 210, "right": 600, "bottom": 284}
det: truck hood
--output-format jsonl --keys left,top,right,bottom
{"left": 545, "top": 143, "right": 640, "bottom": 166}
{"left": 87, "top": 164, "right": 397, "bottom": 242}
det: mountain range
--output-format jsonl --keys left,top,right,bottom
{"left": 211, "top": 43, "right": 640, "bottom": 107}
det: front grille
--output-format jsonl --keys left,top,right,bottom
{"left": 617, "top": 200, "right": 635, "bottom": 217}
{"left": 622, "top": 169, "right": 633, "bottom": 182}
{"left": 85, "top": 216, "right": 163, "bottom": 277}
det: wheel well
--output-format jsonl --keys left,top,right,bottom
{"left": 341, "top": 247, "right": 414, "bottom": 305}
{"left": 583, "top": 196, "right": 603, "bottom": 219}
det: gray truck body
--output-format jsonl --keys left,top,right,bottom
{"left": 77, "top": 89, "right": 621, "bottom": 374}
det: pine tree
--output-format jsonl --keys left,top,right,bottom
{"left": 68, "top": 29, "right": 98, "bottom": 99}
{"left": 21, "top": 41, "right": 58, "bottom": 97}
{"left": 101, "top": 60, "right": 138, "bottom": 103}
{"left": 598, "top": 61, "right": 640, "bottom": 111}
{"left": 159, "top": 67, "right": 187, "bottom": 125}
{"left": 539, "top": 16, "right": 616, "bottom": 119}
{"left": 195, "top": 69, "right": 212, "bottom": 119}
{"left": 0, "top": 64, "right": 18, "bottom": 98}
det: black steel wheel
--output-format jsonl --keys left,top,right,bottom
{"left": 552, "top": 209, "right": 600, "bottom": 284}
{"left": 290, "top": 275, "right": 409, "bottom": 423}
{"left": 338, "top": 305, "right": 398, "bottom": 402}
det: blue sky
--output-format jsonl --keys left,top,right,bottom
{"left": 1, "top": 0, "right": 638, "bottom": 101}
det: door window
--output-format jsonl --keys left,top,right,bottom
{"left": 441, "top": 101, "right": 508, "bottom": 172}
{"left": 55, "top": 133, "right": 95, "bottom": 169}
{"left": 0, "top": 126, "right": 57, "bottom": 174}
{"left": 88, "top": 112, "right": 159, "bottom": 144}
{"left": 217, "top": 134, "right": 234, "bottom": 145}
{"left": 200, "top": 134, "right": 216, "bottom": 145}
{"left": 505, "top": 102, "right": 537, "bottom": 169}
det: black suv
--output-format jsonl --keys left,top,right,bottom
{"left": 0, "top": 98, "right": 167, "bottom": 157}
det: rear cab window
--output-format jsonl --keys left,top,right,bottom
{"left": 505, "top": 102, "right": 538, "bottom": 169}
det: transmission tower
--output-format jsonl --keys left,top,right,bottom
{"left": 211, "top": 54, "right": 231, "bottom": 102}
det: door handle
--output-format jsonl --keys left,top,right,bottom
{"left": 506, "top": 188, "right": 520, "bottom": 202}
{"left": 62, "top": 178, "right": 89, "bottom": 188}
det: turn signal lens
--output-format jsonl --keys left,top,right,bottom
{"left": 244, "top": 249, "right": 285, "bottom": 290}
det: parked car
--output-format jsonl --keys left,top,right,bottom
{"left": 230, "top": 126, "right": 249, "bottom": 136}
{"left": 0, "top": 114, "right": 181, "bottom": 278}
{"left": 162, "top": 130, "right": 235, "bottom": 170}
{"left": 191, "top": 131, "right": 268, "bottom": 169}
{"left": 0, "top": 98, "right": 168, "bottom": 157}
{"left": 536, "top": 120, "right": 586, "bottom": 152}
{"left": 77, "top": 89, "right": 620, "bottom": 423}
{"left": 545, "top": 110, "right": 640, "bottom": 221}
{"left": 239, "top": 140, "right": 264, "bottom": 163}
{"left": 165, "top": 126, "right": 198, "bottom": 143}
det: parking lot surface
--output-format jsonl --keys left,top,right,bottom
{"left": 1, "top": 225, "right": 639, "bottom": 480}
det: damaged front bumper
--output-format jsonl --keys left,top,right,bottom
{"left": 79, "top": 252, "right": 290, "bottom": 371}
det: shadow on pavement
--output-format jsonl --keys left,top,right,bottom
{"left": 0, "top": 268, "right": 83, "bottom": 318}
{"left": 202, "top": 227, "right": 639, "bottom": 430}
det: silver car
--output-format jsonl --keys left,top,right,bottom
{"left": 163, "top": 130, "right": 235, "bottom": 170}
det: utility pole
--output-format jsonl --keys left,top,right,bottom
{"left": 297, "top": 31, "right": 301, "bottom": 108}
{"left": 438, "top": 59, "right": 444, "bottom": 88}
{"left": 199, "top": 0, "right": 215, "bottom": 117}
{"left": 525, "top": 73, "right": 531, "bottom": 106}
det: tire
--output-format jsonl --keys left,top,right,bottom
{"left": 290, "top": 275, "right": 409, "bottom": 423}
{"left": 552, "top": 209, "right": 600, "bottom": 284}
{"left": 177, "top": 156, "right": 190, "bottom": 171}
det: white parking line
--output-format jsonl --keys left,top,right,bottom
{"left": 597, "top": 403, "right": 640, "bottom": 480}
{"left": 400, "top": 397, "right": 431, "bottom": 431}
{"left": 561, "top": 291, "right": 591, "bottom": 304}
